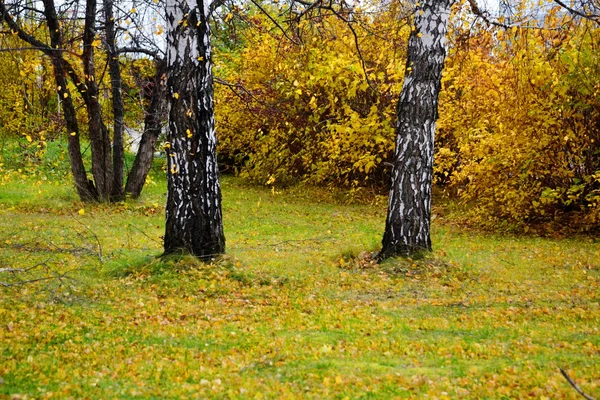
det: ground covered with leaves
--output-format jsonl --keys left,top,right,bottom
{"left": 1, "top": 173, "right": 599, "bottom": 399}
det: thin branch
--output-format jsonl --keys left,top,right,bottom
{"left": 552, "top": 0, "right": 600, "bottom": 25}
{"left": 270, "top": 236, "right": 335, "bottom": 247}
{"left": 0, "top": 1, "right": 54, "bottom": 55}
{"left": 560, "top": 368, "right": 596, "bottom": 400}
{"left": 294, "top": 0, "right": 324, "bottom": 17}
{"left": 214, "top": 77, "right": 274, "bottom": 109}
{"left": 116, "top": 46, "right": 162, "bottom": 58}
{"left": 0, "top": 257, "right": 76, "bottom": 289}
{"left": 1, "top": 268, "right": 76, "bottom": 288}
{"left": 71, "top": 214, "right": 104, "bottom": 262}
{"left": 327, "top": 6, "right": 379, "bottom": 94}
{"left": 467, "top": 0, "right": 585, "bottom": 30}
{"left": 283, "top": 1, "right": 380, "bottom": 93}
{"left": 129, "top": 223, "right": 162, "bottom": 245}
{"left": 249, "top": 0, "right": 301, "bottom": 44}
{"left": 466, "top": 0, "right": 510, "bottom": 28}
{"left": 0, "top": 46, "right": 53, "bottom": 52}
{"left": 0, "top": 2, "right": 80, "bottom": 59}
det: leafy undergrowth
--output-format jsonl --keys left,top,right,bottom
{"left": 1, "top": 174, "right": 599, "bottom": 399}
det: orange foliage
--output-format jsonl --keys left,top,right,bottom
{"left": 438, "top": 10, "right": 600, "bottom": 232}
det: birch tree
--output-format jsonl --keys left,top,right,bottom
{"left": 163, "top": 0, "right": 225, "bottom": 259}
{"left": 379, "top": 0, "right": 453, "bottom": 259}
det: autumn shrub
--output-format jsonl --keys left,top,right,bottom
{"left": 218, "top": 3, "right": 600, "bottom": 232}
{"left": 437, "top": 14, "right": 600, "bottom": 232}
{"left": 214, "top": 6, "right": 409, "bottom": 187}
{"left": 0, "top": 35, "right": 58, "bottom": 144}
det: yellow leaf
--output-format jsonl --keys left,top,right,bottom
{"left": 173, "top": 92, "right": 179, "bottom": 99}
{"left": 78, "top": 208, "right": 85, "bottom": 215}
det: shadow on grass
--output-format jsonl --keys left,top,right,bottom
{"left": 100, "top": 253, "right": 291, "bottom": 291}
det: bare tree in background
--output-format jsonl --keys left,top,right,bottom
{"left": 0, "top": 0, "right": 168, "bottom": 201}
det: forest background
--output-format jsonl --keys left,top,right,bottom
{"left": 0, "top": 0, "right": 599, "bottom": 234}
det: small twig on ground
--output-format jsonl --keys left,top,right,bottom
{"left": 3, "top": 274, "right": 66, "bottom": 287}
{"left": 270, "top": 236, "right": 336, "bottom": 247}
{"left": 71, "top": 214, "right": 104, "bottom": 262}
{"left": 129, "top": 223, "right": 163, "bottom": 245}
{"left": 560, "top": 368, "right": 596, "bottom": 400}
{"left": 34, "top": 267, "right": 80, "bottom": 297}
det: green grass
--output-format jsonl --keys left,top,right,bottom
{"left": 1, "top": 153, "right": 599, "bottom": 399}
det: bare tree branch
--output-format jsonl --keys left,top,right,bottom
{"left": 214, "top": 76, "right": 272, "bottom": 107}
{"left": 71, "top": 214, "right": 104, "bottom": 262}
{"left": 323, "top": 4, "right": 380, "bottom": 93}
{"left": 0, "top": 1, "right": 55, "bottom": 55}
{"left": 560, "top": 368, "right": 596, "bottom": 400}
{"left": 249, "top": 0, "right": 301, "bottom": 44}
{"left": 129, "top": 223, "right": 163, "bottom": 245}
{"left": 467, "top": 0, "right": 585, "bottom": 30}
{"left": 553, "top": 0, "right": 600, "bottom": 25}
{"left": 116, "top": 46, "right": 162, "bottom": 58}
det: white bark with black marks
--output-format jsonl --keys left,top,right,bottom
{"left": 380, "top": 0, "right": 452, "bottom": 259}
{"left": 164, "top": 0, "right": 225, "bottom": 259}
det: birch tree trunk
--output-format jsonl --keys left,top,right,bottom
{"left": 379, "top": 0, "right": 453, "bottom": 260}
{"left": 163, "top": 0, "right": 225, "bottom": 259}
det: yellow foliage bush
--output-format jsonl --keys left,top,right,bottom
{"left": 0, "top": 35, "right": 57, "bottom": 142}
{"left": 437, "top": 13, "right": 600, "bottom": 232}
{"left": 214, "top": 8, "right": 409, "bottom": 187}
{"left": 216, "top": 5, "right": 600, "bottom": 232}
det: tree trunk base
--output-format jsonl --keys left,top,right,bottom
{"left": 378, "top": 242, "right": 431, "bottom": 261}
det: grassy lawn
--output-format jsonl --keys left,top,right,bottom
{"left": 1, "top": 166, "right": 599, "bottom": 398}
